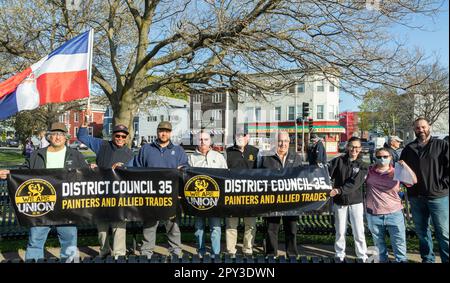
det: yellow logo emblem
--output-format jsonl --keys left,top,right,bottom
{"left": 184, "top": 175, "right": 220, "bottom": 210}
{"left": 15, "top": 179, "right": 57, "bottom": 217}
{"left": 248, "top": 154, "right": 254, "bottom": 161}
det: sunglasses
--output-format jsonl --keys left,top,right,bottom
{"left": 376, "top": 155, "right": 390, "bottom": 159}
{"left": 114, "top": 134, "right": 127, "bottom": 139}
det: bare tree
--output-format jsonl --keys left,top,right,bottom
{"left": 404, "top": 61, "right": 449, "bottom": 125}
{"left": 0, "top": 0, "right": 444, "bottom": 141}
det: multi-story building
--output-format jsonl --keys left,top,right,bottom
{"left": 103, "top": 95, "right": 190, "bottom": 146}
{"left": 58, "top": 103, "right": 106, "bottom": 144}
{"left": 236, "top": 73, "right": 345, "bottom": 153}
{"left": 339, "top": 111, "right": 358, "bottom": 142}
{"left": 189, "top": 88, "right": 238, "bottom": 147}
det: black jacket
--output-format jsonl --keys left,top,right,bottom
{"left": 259, "top": 150, "right": 302, "bottom": 169}
{"left": 308, "top": 141, "right": 327, "bottom": 165}
{"left": 400, "top": 137, "right": 449, "bottom": 199}
{"left": 226, "top": 144, "right": 259, "bottom": 169}
{"left": 328, "top": 154, "right": 368, "bottom": 205}
{"left": 96, "top": 141, "right": 134, "bottom": 169}
{"left": 23, "top": 147, "right": 89, "bottom": 169}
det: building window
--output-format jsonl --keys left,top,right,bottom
{"left": 169, "top": 115, "right": 179, "bottom": 122}
{"left": 212, "top": 109, "right": 222, "bottom": 120}
{"left": 317, "top": 82, "right": 324, "bottom": 92}
{"left": 329, "top": 85, "right": 335, "bottom": 92}
{"left": 329, "top": 105, "right": 335, "bottom": 120}
{"left": 288, "top": 106, "right": 295, "bottom": 121}
{"left": 108, "top": 123, "right": 112, "bottom": 135}
{"left": 88, "top": 127, "right": 93, "bottom": 136}
{"left": 193, "top": 93, "right": 202, "bottom": 103}
{"left": 194, "top": 110, "right": 201, "bottom": 121}
{"left": 160, "top": 115, "right": 165, "bottom": 122}
{"left": 255, "top": 107, "right": 261, "bottom": 122}
{"left": 74, "top": 112, "right": 79, "bottom": 123}
{"left": 288, "top": 85, "right": 295, "bottom": 94}
{"left": 74, "top": 127, "right": 78, "bottom": 136}
{"left": 212, "top": 93, "right": 222, "bottom": 103}
{"left": 148, "top": 116, "right": 157, "bottom": 122}
{"left": 245, "top": 107, "right": 254, "bottom": 122}
{"left": 297, "top": 82, "right": 305, "bottom": 93}
{"left": 317, "top": 105, "right": 324, "bottom": 119}
{"left": 274, "top": 106, "right": 281, "bottom": 121}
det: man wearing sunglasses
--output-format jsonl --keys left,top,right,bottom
{"left": 0, "top": 122, "right": 89, "bottom": 261}
{"left": 77, "top": 110, "right": 133, "bottom": 259}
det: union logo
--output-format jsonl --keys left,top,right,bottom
{"left": 15, "top": 179, "right": 57, "bottom": 217}
{"left": 183, "top": 175, "right": 220, "bottom": 211}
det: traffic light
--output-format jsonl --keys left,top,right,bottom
{"left": 308, "top": 118, "right": 314, "bottom": 132}
{"left": 302, "top": 102, "right": 310, "bottom": 118}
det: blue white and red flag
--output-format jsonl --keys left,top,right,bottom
{"left": 0, "top": 30, "right": 94, "bottom": 120}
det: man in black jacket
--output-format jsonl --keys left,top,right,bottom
{"left": 0, "top": 122, "right": 89, "bottom": 261}
{"left": 307, "top": 134, "right": 327, "bottom": 165}
{"left": 77, "top": 110, "right": 133, "bottom": 259}
{"left": 328, "top": 136, "right": 368, "bottom": 262}
{"left": 225, "top": 130, "right": 259, "bottom": 256}
{"left": 400, "top": 117, "right": 449, "bottom": 263}
{"left": 259, "top": 131, "right": 302, "bottom": 257}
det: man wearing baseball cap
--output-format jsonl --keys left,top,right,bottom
{"left": 77, "top": 110, "right": 133, "bottom": 259}
{"left": 384, "top": 135, "right": 403, "bottom": 163}
{"left": 125, "top": 121, "right": 189, "bottom": 258}
{"left": 0, "top": 122, "right": 89, "bottom": 261}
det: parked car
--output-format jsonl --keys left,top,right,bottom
{"left": 338, "top": 142, "right": 347, "bottom": 153}
{"left": 69, "top": 141, "right": 88, "bottom": 150}
{"left": 6, "top": 139, "right": 20, "bottom": 147}
{"left": 361, "top": 141, "right": 374, "bottom": 155}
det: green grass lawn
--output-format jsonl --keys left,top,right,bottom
{"left": 0, "top": 151, "right": 24, "bottom": 168}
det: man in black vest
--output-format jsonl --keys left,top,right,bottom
{"left": 77, "top": 110, "right": 133, "bottom": 259}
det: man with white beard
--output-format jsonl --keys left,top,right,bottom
{"left": 225, "top": 128, "right": 259, "bottom": 257}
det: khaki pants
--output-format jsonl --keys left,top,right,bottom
{"left": 97, "top": 221, "right": 127, "bottom": 257}
{"left": 225, "top": 217, "right": 257, "bottom": 255}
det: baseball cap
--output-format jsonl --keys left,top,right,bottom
{"left": 388, "top": 135, "right": 403, "bottom": 142}
{"left": 113, "top": 124, "right": 129, "bottom": 135}
{"left": 49, "top": 122, "right": 68, "bottom": 133}
{"left": 157, "top": 121, "right": 172, "bottom": 131}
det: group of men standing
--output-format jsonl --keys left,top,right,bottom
{"left": 0, "top": 115, "right": 448, "bottom": 263}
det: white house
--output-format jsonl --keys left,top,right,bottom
{"left": 236, "top": 72, "right": 344, "bottom": 153}
{"left": 135, "top": 95, "right": 190, "bottom": 145}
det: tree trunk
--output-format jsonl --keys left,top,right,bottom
{"left": 112, "top": 91, "right": 139, "bottom": 148}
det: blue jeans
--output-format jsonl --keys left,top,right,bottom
{"left": 409, "top": 196, "right": 449, "bottom": 263}
{"left": 25, "top": 226, "right": 77, "bottom": 261}
{"left": 195, "top": 217, "right": 221, "bottom": 256}
{"left": 366, "top": 210, "right": 407, "bottom": 262}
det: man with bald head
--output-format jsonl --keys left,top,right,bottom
{"left": 400, "top": 117, "right": 449, "bottom": 263}
{"left": 258, "top": 131, "right": 303, "bottom": 257}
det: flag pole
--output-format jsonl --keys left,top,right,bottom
{"left": 87, "top": 28, "right": 94, "bottom": 110}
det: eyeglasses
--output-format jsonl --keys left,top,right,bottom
{"left": 48, "top": 132, "right": 66, "bottom": 137}
{"left": 114, "top": 134, "right": 127, "bottom": 139}
{"left": 376, "top": 155, "right": 390, "bottom": 159}
{"left": 278, "top": 140, "right": 290, "bottom": 144}
{"left": 348, "top": 146, "right": 361, "bottom": 150}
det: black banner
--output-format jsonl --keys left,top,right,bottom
{"left": 181, "top": 166, "right": 331, "bottom": 217}
{"left": 8, "top": 168, "right": 180, "bottom": 226}
{"left": 7, "top": 166, "right": 331, "bottom": 226}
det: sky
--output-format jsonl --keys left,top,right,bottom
{"left": 339, "top": 1, "right": 449, "bottom": 112}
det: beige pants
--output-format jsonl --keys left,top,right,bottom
{"left": 225, "top": 217, "right": 257, "bottom": 255}
{"left": 97, "top": 221, "right": 127, "bottom": 257}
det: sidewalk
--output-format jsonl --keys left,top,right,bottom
{"left": 0, "top": 242, "right": 441, "bottom": 263}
